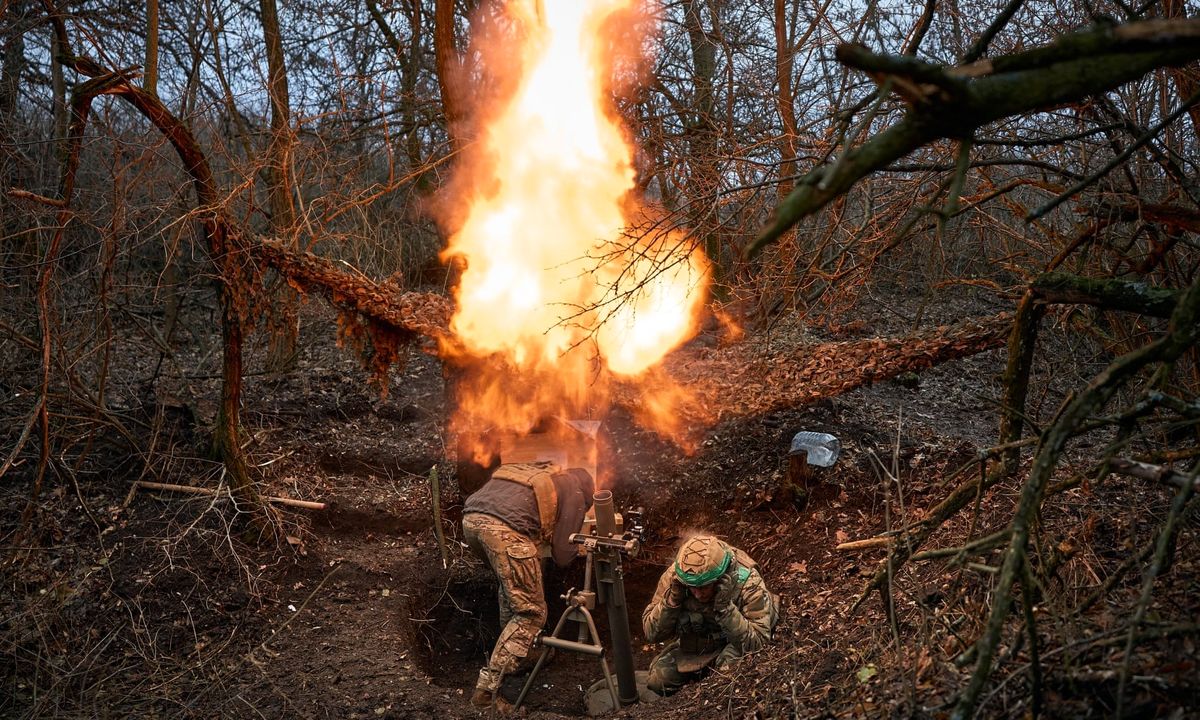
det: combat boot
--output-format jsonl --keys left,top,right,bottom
{"left": 469, "top": 688, "right": 514, "bottom": 715}
{"left": 469, "top": 687, "right": 491, "bottom": 708}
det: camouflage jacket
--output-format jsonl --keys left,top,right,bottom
{"left": 642, "top": 546, "right": 779, "bottom": 667}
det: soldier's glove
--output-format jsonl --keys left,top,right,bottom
{"left": 664, "top": 578, "right": 687, "bottom": 609}
{"left": 713, "top": 571, "right": 741, "bottom": 612}
{"left": 678, "top": 611, "right": 706, "bottom": 634}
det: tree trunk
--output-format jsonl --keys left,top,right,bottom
{"left": 1, "top": 1, "right": 28, "bottom": 263}
{"left": 49, "top": 12, "right": 68, "bottom": 158}
{"left": 0, "top": 2, "right": 25, "bottom": 124}
{"left": 115, "top": 84, "right": 260, "bottom": 510}
{"left": 681, "top": 0, "right": 723, "bottom": 281}
{"left": 434, "top": 0, "right": 466, "bottom": 152}
{"left": 773, "top": 0, "right": 797, "bottom": 202}
{"left": 144, "top": 0, "right": 159, "bottom": 95}
{"left": 259, "top": 0, "right": 299, "bottom": 372}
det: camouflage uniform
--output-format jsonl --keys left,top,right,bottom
{"left": 460, "top": 465, "right": 593, "bottom": 699}
{"left": 642, "top": 541, "right": 778, "bottom": 695}
{"left": 462, "top": 512, "right": 547, "bottom": 693}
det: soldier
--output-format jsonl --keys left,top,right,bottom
{"left": 642, "top": 534, "right": 779, "bottom": 696}
{"left": 462, "top": 462, "right": 595, "bottom": 712}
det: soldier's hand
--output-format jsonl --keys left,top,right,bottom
{"left": 713, "top": 571, "right": 740, "bottom": 610}
{"left": 664, "top": 578, "right": 687, "bottom": 608}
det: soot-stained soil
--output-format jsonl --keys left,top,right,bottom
{"left": 3, "top": 296, "right": 1197, "bottom": 719}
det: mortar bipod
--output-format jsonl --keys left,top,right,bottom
{"left": 514, "top": 556, "right": 619, "bottom": 711}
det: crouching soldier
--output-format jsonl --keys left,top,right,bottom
{"left": 462, "top": 462, "right": 595, "bottom": 711}
{"left": 642, "top": 534, "right": 779, "bottom": 696}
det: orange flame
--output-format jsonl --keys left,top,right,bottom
{"left": 442, "top": 0, "right": 708, "bottom": 443}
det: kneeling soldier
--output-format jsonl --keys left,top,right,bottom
{"left": 642, "top": 534, "right": 779, "bottom": 695}
{"left": 462, "top": 462, "right": 595, "bottom": 711}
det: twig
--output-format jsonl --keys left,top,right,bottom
{"left": 0, "top": 400, "right": 41, "bottom": 482}
{"left": 910, "top": 529, "right": 1011, "bottom": 562}
{"left": 57, "top": 458, "right": 104, "bottom": 540}
{"left": 941, "top": 137, "right": 974, "bottom": 219}
{"left": 965, "top": 457, "right": 987, "bottom": 549}
{"left": 123, "top": 480, "right": 326, "bottom": 510}
{"left": 6, "top": 188, "right": 67, "bottom": 207}
{"left": 0, "top": 318, "right": 41, "bottom": 350}
{"left": 248, "top": 563, "right": 342, "bottom": 664}
{"left": 1019, "top": 560, "right": 1043, "bottom": 718}
{"left": 836, "top": 535, "right": 894, "bottom": 551}
{"left": 962, "top": 0, "right": 1028, "bottom": 63}
{"left": 1114, "top": 461, "right": 1198, "bottom": 718}
{"left": 1027, "top": 88, "right": 1200, "bottom": 221}
{"left": 953, "top": 274, "right": 1200, "bottom": 719}
{"left": 1074, "top": 533, "right": 1159, "bottom": 615}
{"left": 818, "top": 78, "right": 894, "bottom": 192}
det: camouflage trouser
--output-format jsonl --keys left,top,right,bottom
{"left": 645, "top": 640, "right": 712, "bottom": 696}
{"left": 462, "top": 512, "right": 547, "bottom": 692}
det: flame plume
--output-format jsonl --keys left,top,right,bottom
{"left": 442, "top": 0, "right": 708, "bottom": 444}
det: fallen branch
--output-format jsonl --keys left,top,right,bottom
{"left": 836, "top": 535, "right": 895, "bottom": 552}
{"left": 1108, "top": 457, "right": 1200, "bottom": 491}
{"left": 249, "top": 235, "right": 1021, "bottom": 429}
{"left": 954, "top": 273, "right": 1200, "bottom": 719}
{"left": 123, "top": 480, "right": 326, "bottom": 510}
{"left": 656, "top": 312, "right": 1014, "bottom": 426}
{"left": 250, "top": 238, "right": 454, "bottom": 346}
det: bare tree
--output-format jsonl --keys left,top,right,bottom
{"left": 144, "top": 0, "right": 159, "bottom": 94}
{"left": 259, "top": 0, "right": 300, "bottom": 372}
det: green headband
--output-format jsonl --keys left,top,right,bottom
{"left": 674, "top": 549, "right": 732, "bottom": 587}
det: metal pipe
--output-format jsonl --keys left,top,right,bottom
{"left": 540, "top": 636, "right": 604, "bottom": 656}
{"left": 578, "top": 554, "right": 594, "bottom": 643}
{"left": 592, "top": 488, "right": 638, "bottom": 706}
{"left": 593, "top": 489, "right": 616, "bottom": 537}
{"left": 599, "top": 553, "right": 639, "bottom": 705}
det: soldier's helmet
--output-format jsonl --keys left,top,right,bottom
{"left": 673, "top": 535, "right": 732, "bottom": 587}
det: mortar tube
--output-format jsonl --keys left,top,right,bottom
{"left": 600, "top": 551, "right": 638, "bottom": 705}
{"left": 592, "top": 490, "right": 638, "bottom": 705}
{"left": 593, "top": 490, "right": 616, "bottom": 538}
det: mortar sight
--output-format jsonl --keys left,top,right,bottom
{"left": 572, "top": 492, "right": 644, "bottom": 555}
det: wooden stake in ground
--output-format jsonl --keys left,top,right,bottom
{"left": 429, "top": 467, "right": 449, "bottom": 568}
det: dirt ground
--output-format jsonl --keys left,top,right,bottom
{"left": 2, "top": 289, "right": 1197, "bottom": 719}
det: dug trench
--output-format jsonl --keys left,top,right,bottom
{"left": 412, "top": 538, "right": 666, "bottom": 716}
{"left": 263, "top": 400, "right": 898, "bottom": 719}
{"left": 1, "top": 322, "right": 1001, "bottom": 718}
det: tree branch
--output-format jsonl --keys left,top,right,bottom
{"left": 953, "top": 272, "right": 1200, "bottom": 718}
{"left": 1030, "top": 272, "right": 1181, "bottom": 318}
{"left": 748, "top": 19, "right": 1200, "bottom": 258}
